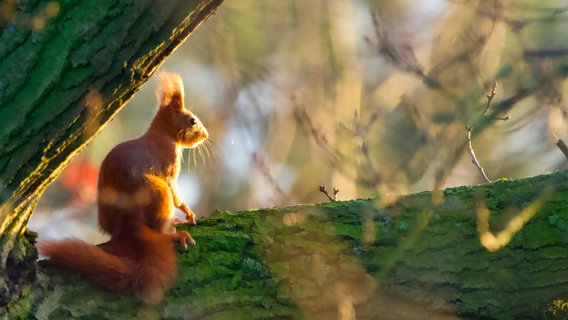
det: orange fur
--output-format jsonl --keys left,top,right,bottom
{"left": 39, "top": 224, "right": 176, "bottom": 304}
{"left": 39, "top": 72, "right": 208, "bottom": 304}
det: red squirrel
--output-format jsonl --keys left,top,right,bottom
{"left": 39, "top": 72, "right": 208, "bottom": 304}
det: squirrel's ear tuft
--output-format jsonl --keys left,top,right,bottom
{"left": 156, "top": 71, "right": 184, "bottom": 109}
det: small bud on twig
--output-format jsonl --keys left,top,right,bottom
{"left": 319, "top": 184, "right": 339, "bottom": 202}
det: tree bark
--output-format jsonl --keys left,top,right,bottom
{"left": 0, "top": 0, "right": 223, "bottom": 310}
{"left": 9, "top": 170, "right": 568, "bottom": 319}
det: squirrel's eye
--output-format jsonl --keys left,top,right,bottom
{"left": 190, "top": 118, "right": 197, "bottom": 126}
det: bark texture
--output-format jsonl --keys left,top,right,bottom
{"left": 0, "top": 0, "right": 223, "bottom": 311}
{"left": 18, "top": 171, "right": 568, "bottom": 319}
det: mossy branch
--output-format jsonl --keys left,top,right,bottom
{"left": 15, "top": 171, "right": 568, "bottom": 319}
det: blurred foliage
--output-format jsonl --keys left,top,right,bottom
{"left": 32, "top": 0, "right": 568, "bottom": 240}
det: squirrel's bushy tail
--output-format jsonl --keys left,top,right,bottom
{"left": 39, "top": 224, "right": 176, "bottom": 304}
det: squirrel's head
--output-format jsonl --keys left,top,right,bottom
{"left": 153, "top": 72, "right": 208, "bottom": 148}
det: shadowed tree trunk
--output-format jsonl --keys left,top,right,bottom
{"left": 0, "top": 0, "right": 224, "bottom": 313}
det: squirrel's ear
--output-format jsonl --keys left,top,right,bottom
{"left": 156, "top": 71, "right": 184, "bottom": 110}
{"left": 169, "top": 95, "right": 184, "bottom": 110}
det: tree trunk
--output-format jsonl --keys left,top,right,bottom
{"left": 0, "top": 0, "right": 223, "bottom": 311}
{"left": 11, "top": 170, "right": 568, "bottom": 319}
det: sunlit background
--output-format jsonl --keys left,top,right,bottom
{"left": 30, "top": 0, "right": 568, "bottom": 244}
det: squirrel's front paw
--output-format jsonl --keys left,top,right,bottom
{"left": 179, "top": 203, "right": 197, "bottom": 225}
{"left": 171, "top": 231, "right": 195, "bottom": 249}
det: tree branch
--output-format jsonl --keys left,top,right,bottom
{"left": 13, "top": 170, "right": 568, "bottom": 319}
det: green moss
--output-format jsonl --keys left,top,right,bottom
{"left": 548, "top": 212, "right": 568, "bottom": 229}
{"left": 160, "top": 212, "right": 299, "bottom": 319}
{"left": 25, "top": 170, "right": 568, "bottom": 318}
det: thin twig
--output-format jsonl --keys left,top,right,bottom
{"left": 253, "top": 153, "right": 293, "bottom": 204}
{"left": 466, "top": 127, "right": 491, "bottom": 183}
{"left": 552, "top": 134, "right": 568, "bottom": 160}
{"left": 483, "top": 80, "right": 509, "bottom": 121}
{"left": 524, "top": 48, "right": 568, "bottom": 58}
{"left": 370, "top": 9, "right": 441, "bottom": 89}
{"left": 484, "top": 80, "right": 498, "bottom": 114}
{"left": 294, "top": 107, "right": 343, "bottom": 165}
{"left": 319, "top": 185, "right": 339, "bottom": 202}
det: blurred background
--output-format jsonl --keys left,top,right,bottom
{"left": 30, "top": 0, "right": 568, "bottom": 243}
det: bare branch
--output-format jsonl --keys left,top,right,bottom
{"left": 524, "top": 48, "right": 568, "bottom": 58}
{"left": 484, "top": 80, "right": 498, "bottom": 114}
{"left": 253, "top": 153, "right": 294, "bottom": 204}
{"left": 319, "top": 185, "right": 339, "bottom": 202}
{"left": 482, "top": 80, "right": 510, "bottom": 121}
{"left": 552, "top": 134, "right": 568, "bottom": 160}
{"left": 370, "top": 9, "right": 440, "bottom": 89}
{"left": 466, "top": 127, "right": 491, "bottom": 183}
{"left": 294, "top": 107, "right": 344, "bottom": 166}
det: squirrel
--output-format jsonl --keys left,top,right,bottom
{"left": 38, "top": 72, "right": 209, "bottom": 305}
